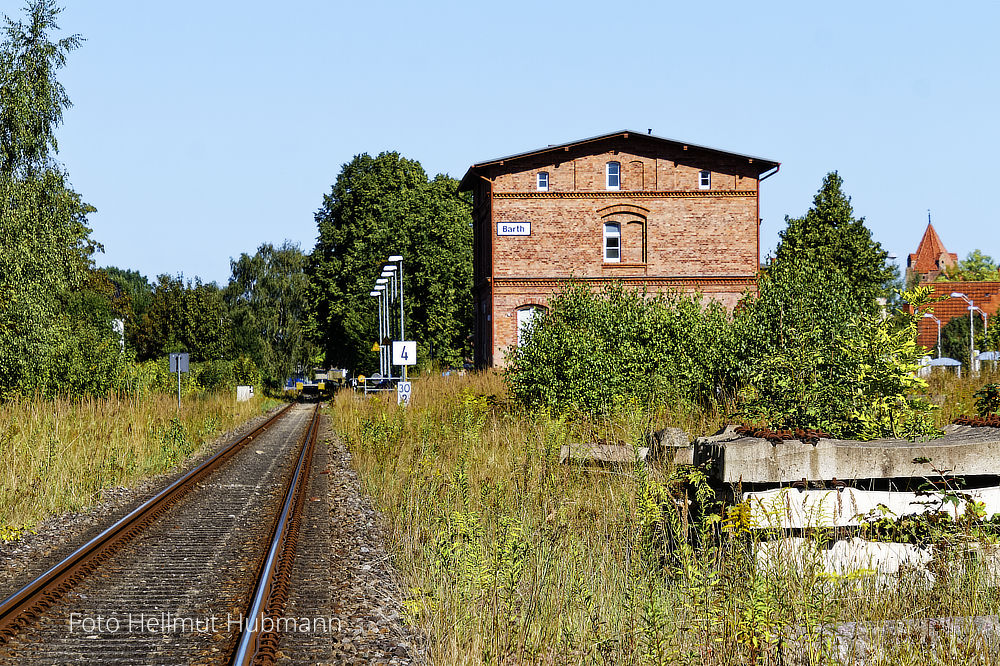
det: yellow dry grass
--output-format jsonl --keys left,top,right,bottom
{"left": 0, "top": 391, "right": 274, "bottom": 538}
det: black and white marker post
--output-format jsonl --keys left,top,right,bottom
{"left": 169, "top": 352, "right": 189, "bottom": 409}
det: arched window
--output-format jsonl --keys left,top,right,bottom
{"left": 603, "top": 222, "right": 621, "bottom": 262}
{"left": 537, "top": 171, "right": 549, "bottom": 191}
{"left": 516, "top": 306, "right": 544, "bottom": 346}
{"left": 699, "top": 169, "right": 711, "bottom": 189}
{"left": 606, "top": 161, "right": 621, "bottom": 190}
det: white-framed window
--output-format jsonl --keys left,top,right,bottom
{"left": 699, "top": 170, "right": 711, "bottom": 189}
{"left": 603, "top": 222, "right": 621, "bottom": 262}
{"left": 606, "top": 161, "right": 621, "bottom": 190}
{"left": 516, "top": 306, "right": 543, "bottom": 346}
{"left": 537, "top": 171, "right": 549, "bottom": 191}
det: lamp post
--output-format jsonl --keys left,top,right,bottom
{"left": 388, "top": 255, "right": 406, "bottom": 380}
{"left": 951, "top": 292, "right": 974, "bottom": 370}
{"left": 973, "top": 305, "right": 988, "bottom": 363}
{"left": 381, "top": 268, "right": 396, "bottom": 339}
{"left": 376, "top": 280, "right": 389, "bottom": 377}
{"left": 369, "top": 289, "right": 383, "bottom": 382}
{"left": 922, "top": 313, "right": 942, "bottom": 359}
{"left": 381, "top": 265, "right": 401, "bottom": 379}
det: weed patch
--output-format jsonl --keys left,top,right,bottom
{"left": 333, "top": 371, "right": 1000, "bottom": 664}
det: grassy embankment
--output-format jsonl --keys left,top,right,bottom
{"left": 0, "top": 392, "right": 277, "bottom": 540}
{"left": 332, "top": 369, "right": 1000, "bottom": 665}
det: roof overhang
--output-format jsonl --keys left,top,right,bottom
{"left": 458, "top": 129, "right": 780, "bottom": 191}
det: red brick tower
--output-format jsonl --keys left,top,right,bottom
{"left": 907, "top": 217, "right": 957, "bottom": 284}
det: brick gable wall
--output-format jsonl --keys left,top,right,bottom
{"left": 469, "top": 135, "right": 770, "bottom": 366}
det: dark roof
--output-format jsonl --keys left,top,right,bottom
{"left": 459, "top": 129, "right": 780, "bottom": 191}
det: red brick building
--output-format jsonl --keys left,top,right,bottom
{"left": 459, "top": 130, "right": 780, "bottom": 367}
{"left": 917, "top": 283, "right": 1000, "bottom": 354}
{"left": 906, "top": 223, "right": 1000, "bottom": 354}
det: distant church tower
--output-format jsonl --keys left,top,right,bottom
{"left": 906, "top": 213, "right": 958, "bottom": 284}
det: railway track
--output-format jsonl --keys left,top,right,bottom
{"left": 0, "top": 401, "right": 323, "bottom": 665}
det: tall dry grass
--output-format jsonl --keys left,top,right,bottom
{"left": 332, "top": 370, "right": 1000, "bottom": 665}
{"left": 0, "top": 392, "right": 274, "bottom": 538}
{"left": 926, "top": 366, "right": 1000, "bottom": 425}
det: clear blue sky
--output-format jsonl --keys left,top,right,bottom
{"left": 30, "top": 1, "right": 999, "bottom": 285}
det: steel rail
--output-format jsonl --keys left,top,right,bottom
{"left": 0, "top": 401, "right": 296, "bottom": 641}
{"left": 230, "top": 402, "right": 320, "bottom": 666}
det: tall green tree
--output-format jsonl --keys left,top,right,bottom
{"left": 941, "top": 313, "right": 986, "bottom": 368}
{"left": 0, "top": 0, "right": 80, "bottom": 177}
{"left": 774, "top": 172, "right": 895, "bottom": 314}
{"left": 133, "top": 276, "right": 228, "bottom": 363}
{"left": 225, "top": 241, "right": 314, "bottom": 387}
{"left": 308, "top": 152, "right": 473, "bottom": 373}
{"left": 0, "top": 2, "right": 119, "bottom": 396}
{"left": 730, "top": 173, "right": 937, "bottom": 438}
{"left": 104, "top": 266, "right": 153, "bottom": 343}
{"left": 986, "top": 313, "right": 1000, "bottom": 354}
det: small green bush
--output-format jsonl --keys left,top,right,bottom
{"left": 974, "top": 383, "right": 1000, "bottom": 417}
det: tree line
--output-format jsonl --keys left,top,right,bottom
{"left": 0, "top": 2, "right": 471, "bottom": 399}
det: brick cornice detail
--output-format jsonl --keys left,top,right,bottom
{"left": 493, "top": 190, "right": 757, "bottom": 200}
{"left": 493, "top": 276, "right": 757, "bottom": 288}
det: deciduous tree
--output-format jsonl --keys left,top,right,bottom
{"left": 134, "top": 276, "right": 228, "bottom": 363}
{"left": 941, "top": 314, "right": 986, "bottom": 368}
{"left": 308, "top": 152, "right": 472, "bottom": 373}
{"left": 940, "top": 250, "right": 999, "bottom": 282}
{"left": 226, "top": 242, "right": 314, "bottom": 388}
{"left": 0, "top": 2, "right": 118, "bottom": 396}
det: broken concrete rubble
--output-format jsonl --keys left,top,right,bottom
{"left": 744, "top": 485, "right": 1000, "bottom": 529}
{"left": 756, "top": 536, "right": 933, "bottom": 581}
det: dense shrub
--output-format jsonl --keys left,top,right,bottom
{"left": 506, "top": 277, "right": 940, "bottom": 440}
{"left": 737, "top": 277, "right": 939, "bottom": 439}
{"left": 128, "top": 357, "right": 258, "bottom": 397}
{"left": 504, "top": 282, "right": 737, "bottom": 414}
{"left": 193, "top": 356, "right": 262, "bottom": 391}
{"left": 734, "top": 265, "right": 938, "bottom": 439}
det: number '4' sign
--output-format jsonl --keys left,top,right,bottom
{"left": 392, "top": 341, "right": 417, "bottom": 366}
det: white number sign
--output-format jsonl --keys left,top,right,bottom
{"left": 392, "top": 341, "right": 417, "bottom": 366}
{"left": 397, "top": 381, "right": 412, "bottom": 407}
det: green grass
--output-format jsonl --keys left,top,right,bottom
{"left": 332, "top": 370, "right": 1000, "bottom": 665}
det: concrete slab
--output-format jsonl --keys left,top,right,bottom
{"left": 559, "top": 442, "right": 649, "bottom": 466}
{"left": 698, "top": 424, "right": 1000, "bottom": 484}
{"left": 744, "top": 486, "right": 1000, "bottom": 529}
{"left": 757, "top": 536, "right": 933, "bottom": 580}
{"left": 649, "top": 426, "right": 694, "bottom": 465}
{"left": 782, "top": 616, "right": 1000, "bottom": 665}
